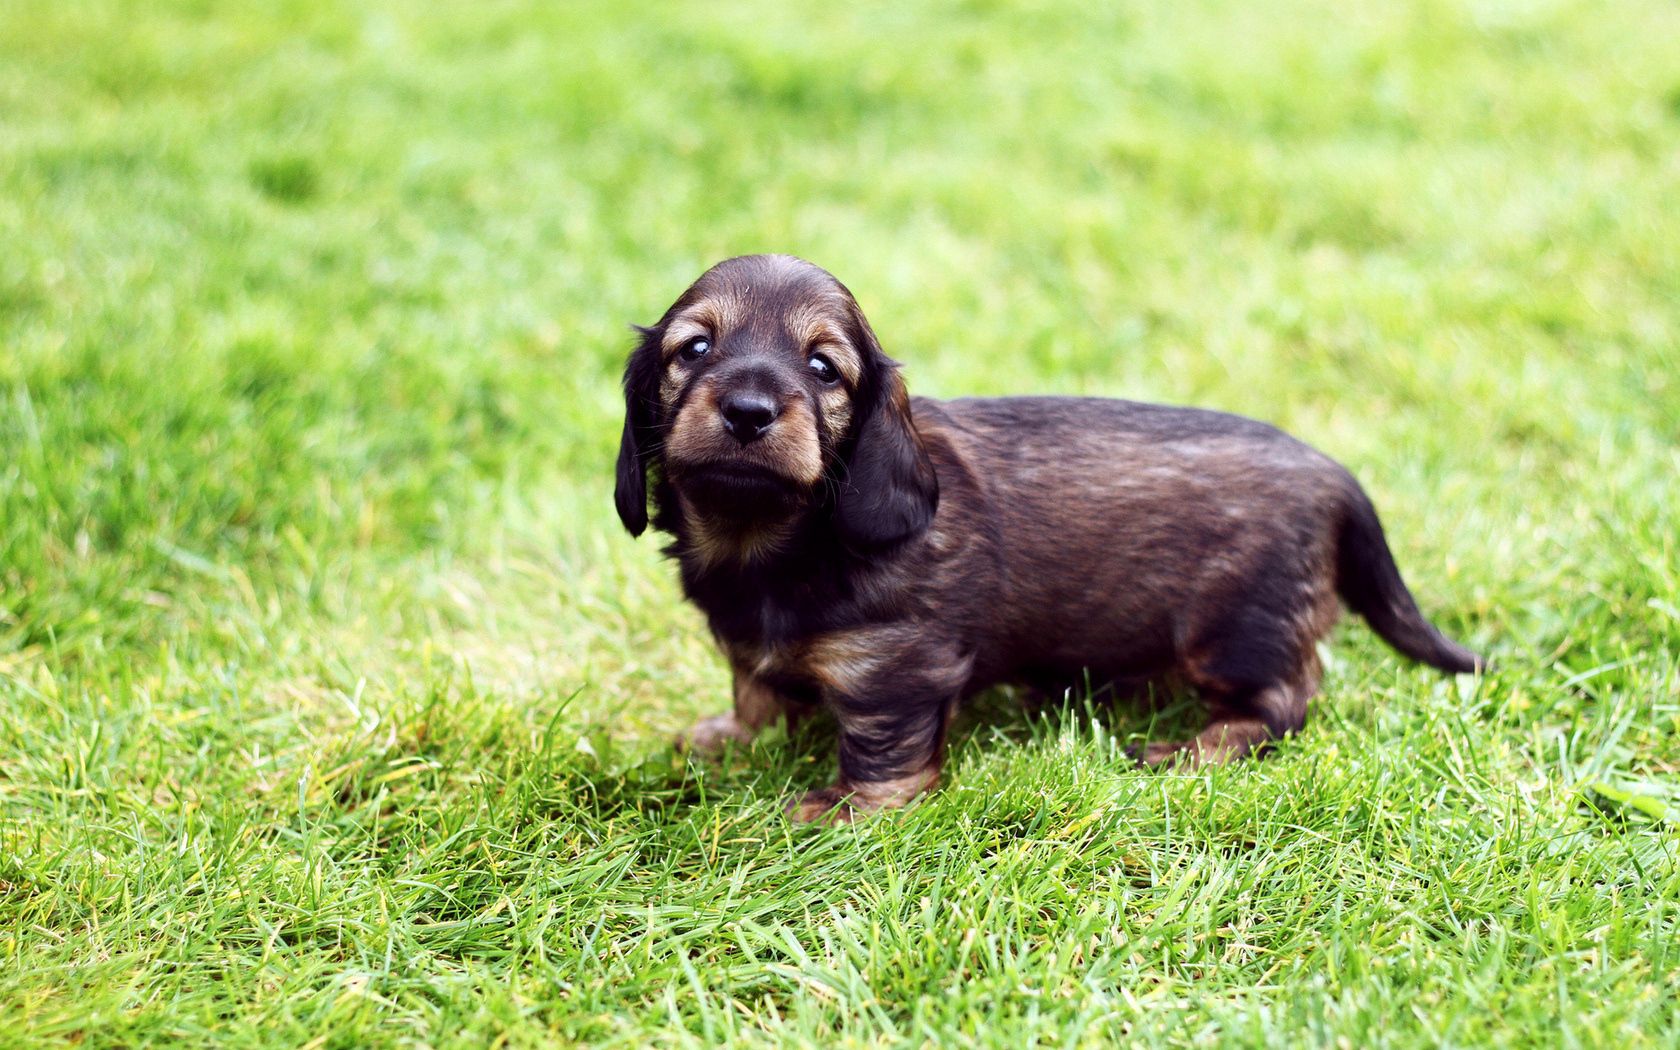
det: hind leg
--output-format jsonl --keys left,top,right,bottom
{"left": 1139, "top": 656, "right": 1319, "bottom": 766}
{"left": 1141, "top": 593, "right": 1334, "bottom": 767}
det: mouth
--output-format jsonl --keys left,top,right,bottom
{"left": 674, "top": 459, "right": 801, "bottom": 492}
{"left": 668, "top": 459, "right": 808, "bottom": 514}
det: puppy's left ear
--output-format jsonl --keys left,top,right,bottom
{"left": 835, "top": 362, "right": 938, "bottom": 550}
{"left": 614, "top": 325, "right": 663, "bottom": 536}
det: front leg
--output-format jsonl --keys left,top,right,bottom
{"left": 677, "top": 665, "right": 806, "bottom": 755}
{"left": 788, "top": 633, "right": 971, "bottom": 824}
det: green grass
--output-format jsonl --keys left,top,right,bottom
{"left": 2, "top": 0, "right": 1678, "bottom": 1045}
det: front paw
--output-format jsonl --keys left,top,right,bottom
{"left": 675, "top": 714, "right": 754, "bottom": 755}
{"left": 786, "top": 787, "right": 856, "bottom": 825}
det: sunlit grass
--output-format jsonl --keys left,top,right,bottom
{"left": 2, "top": 0, "right": 1677, "bottom": 1045}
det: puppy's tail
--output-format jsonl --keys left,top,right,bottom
{"left": 1335, "top": 488, "right": 1484, "bottom": 674}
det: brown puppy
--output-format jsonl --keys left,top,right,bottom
{"left": 615, "top": 254, "right": 1482, "bottom": 823}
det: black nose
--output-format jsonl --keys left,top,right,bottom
{"left": 720, "top": 391, "right": 779, "bottom": 443}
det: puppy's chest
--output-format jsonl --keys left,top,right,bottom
{"left": 697, "top": 585, "right": 834, "bottom": 648}
{"left": 684, "top": 556, "right": 871, "bottom": 645}
{"left": 702, "top": 594, "right": 885, "bottom": 700}
{"left": 718, "top": 626, "right": 900, "bottom": 705}
{"left": 682, "top": 554, "right": 924, "bottom": 696}
{"left": 722, "top": 637, "right": 821, "bottom": 699}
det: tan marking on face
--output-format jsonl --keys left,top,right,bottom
{"left": 817, "top": 386, "right": 853, "bottom": 444}
{"left": 659, "top": 294, "right": 748, "bottom": 362}
{"left": 657, "top": 299, "right": 738, "bottom": 406}
{"left": 818, "top": 341, "right": 862, "bottom": 387}
{"left": 663, "top": 383, "right": 719, "bottom": 455}
{"left": 784, "top": 299, "right": 863, "bottom": 386}
{"left": 659, "top": 281, "right": 864, "bottom": 450}
{"left": 658, "top": 363, "right": 685, "bottom": 408}
{"left": 769, "top": 398, "right": 824, "bottom": 482}
{"left": 664, "top": 386, "right": 824, "bottom": 525}
{"left": 784, "top": 296, "right": 863, "bottom": 447}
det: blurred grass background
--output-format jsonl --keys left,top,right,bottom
{"left": 1, "top": 1, "right": 1677, "bottom": 1045}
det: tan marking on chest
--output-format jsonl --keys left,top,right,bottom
{"left": 729, "top": 628, "right": 971, "bottom": 704}
{"left": 681, "top": 496, "right": 797, "bottom": 570}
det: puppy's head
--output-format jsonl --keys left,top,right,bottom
{"left": 615, "top": 254, "right": 937, "bottom": 555}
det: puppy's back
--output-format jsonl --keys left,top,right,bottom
{"left": 911, "top": 395, "right": 1356, "bottom": 677}
{"left": 917, "top": 395, "right": 1350, "bottom": 515}
{"left": 925, "top": 395, "right": 1310, "bottom": 453}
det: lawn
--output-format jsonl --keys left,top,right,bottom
{"left": 2, "top": 0, "right": 1678, "bottom": 1045}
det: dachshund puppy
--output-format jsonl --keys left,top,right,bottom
{"left": 615, "top": 254, "right": 1482, "bottom": 823}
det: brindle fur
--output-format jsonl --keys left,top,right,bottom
{"left": 616, "top": 254, "right": 1483, "bottom": 824}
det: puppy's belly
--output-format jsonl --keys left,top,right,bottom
{"left": 982, "top": 598, "right": 1180, "bottom": 694}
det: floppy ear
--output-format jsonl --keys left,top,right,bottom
{"left": 835, "top": 363, "right": 939, "bottom": 549}
{"left": 614, "top": 325, "right": 663, "bottom": 536}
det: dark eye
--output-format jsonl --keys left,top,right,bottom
{"left": 678, "top": 336, "right": 711, "bottom": 362}
{"left": 806, "top": 353, "right": 839, "bottom": 385}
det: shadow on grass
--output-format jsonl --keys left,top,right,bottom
{"left": 948, "top": 680, "right": 1209, "bottom": 758}
{"left": 546, "top": 681, "right": 1213, "bottom": 827}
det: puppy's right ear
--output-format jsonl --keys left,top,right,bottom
{"left": 614, "top": 325, "right": 663, "bottom": 536}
